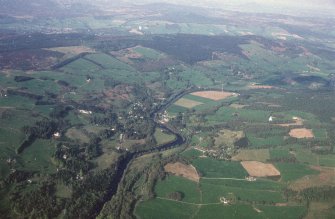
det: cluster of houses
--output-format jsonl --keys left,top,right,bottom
{"left": 158, "top": 111, "right": 171, "bottom": 124}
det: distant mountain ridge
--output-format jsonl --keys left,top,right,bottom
{"left": 0, "top": 0, "right": 100, "bottom": 17}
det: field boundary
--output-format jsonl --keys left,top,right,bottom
{"left": 201, "top": 177, "right": 247, "bottom": 181}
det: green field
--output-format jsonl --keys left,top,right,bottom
{"left": 154, "top": 128, "right": 176, "bottom": 145}
{"left": 155, "top": 175, "right": 201, "bottom": 203}
{"left": 19, "top": 139, "right": 57, "bottom": 174}
{"left": 192, "top": 158, "right": 248, "bottom": 178}
{"left": 136, "top": 200, "right": 307, "bottom": 219}
{"left": 275, "top": 163, "right": 319, "bottom": 182}
{"left": 136, "top": 198, "right": 197, "bottom": 219}
{"left": 85, "top": 53, "right": 135, "bottom": 70}
{"left": 200, "top": 181, "right": 284, "bottom": 203}
{"left": 180, "top": 148, "right": 203, "bottom": 159}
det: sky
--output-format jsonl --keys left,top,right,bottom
{"left": 119, "top": 0, "right": 335, "bottom": 17}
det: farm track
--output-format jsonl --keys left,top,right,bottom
{"left": 156, "top": 197, "right": 222, "bottom": 206}
{"left": 201, "top": 177, "right": 248, "bottom": 181}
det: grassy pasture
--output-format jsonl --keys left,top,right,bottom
{"left": 200, "top": 181, "right": 284, "bottom": 203}
{"left": 132, "top": 47, "right": 163, "bottom": 60}
{"left": 190, "top": 134, "right": 214, "bottom": 148}
{"left": 275, "top": 163, "right": 319, "bottom": 182}
{"left": 270, "top": 148, "right": 293, "bottom": 159}
{"left": 247, "top": 134, "right": 285, "bottom": 148}
{"left": 180, "top": 148, "right": 203, "bottom": 159}
{"left": 305, "top": 202, "right": 335, "bottom": 219}
{"left": 135, "top": 198, "right": 197, "bottom": 219}
{"left": 0, "top": 109, "right": 42, "bottom": 131}
{"left": 154, "top": 128, "right": 176, "bottom": 145}
{"left": 257, "top": 205, "right": 307, "bottom": 219}
{"left": 20, "top": 139, "right": 56, "bottom": 174}
{"left": 214, "top": 129, "right": 244, "bottom": 147}
{"left": 55, "top": 183, "right": 72, "bottom": 199}
{"left": 65, "top": 127, "right": 90, "bottom": 144}
{"left": 183, "top": 94, "right": 215, "bottom": 103}
{"left": 61, "top": 58, "right": 101, "bottom": 75}
{"left": 206, "top": 106, "right": 271, "bottom": 124}
{"left": 295, "top": 148, "right": 335, "bottom": 167}
{"left": 13, "top": 78, "right": 61, "bottom": 96}
{"left": 155, "top": 175, "right": 201, "bottom": 203}
{"left": 0, "top": 95, "right": 36, "bottom": 109}
{"left": 201, "top": 178, "right": 283, "bottom": 191}
{"left": 196, "top": 204, "right": 266, "bottom": 219}
{"left": 167, "top": 104, "right": 188, "bottom": 114}
{"left": 192, "top": 158, "right": 248, "bottom": 178}
{"left": 85, "top": 53, "right": 135, "bottom": 70}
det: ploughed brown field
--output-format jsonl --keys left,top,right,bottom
{"left": 164, "top": 162, "right": 200, "bottom": 182}
{"left": 191, "top": 90, "right": 237, "bottom": 101}
{"left": 241, "top": 161, "right": 281, "bottom": 177}
{"left": 289, "top": 128, "right": 314, "bottom": 139}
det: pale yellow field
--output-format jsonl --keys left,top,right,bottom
{"left": 232, "top": 149, "right": 270, "bottom": 162}
{"left": 45, "top": 46, "right": 95, "bottom": 55}
{"left": 164, "top": 162, "right": 200, "bottom": 182}
{"left": 191, "top": 90, "right": 237, "bottom": 101}
{"left": 241, "top": 161, "right": 281, "bottom": 177}
{"left": 174, "top": 98, "right": 203, "bottom": 108}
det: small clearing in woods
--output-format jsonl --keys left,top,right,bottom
{"left": 241, "top": 161, "right": 281, "bottom": 177}
{"left": 289, "top": 128, "right": 314, "bottom": 139}
{"left": 191, "top": 90, "right": 237, "bottom": 101}
{"left": 164, "top": 162, "right": 200, "bottom": 182}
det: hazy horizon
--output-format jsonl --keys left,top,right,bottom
{"left": 121, "top": 0, "right": 335, "bottom": 17}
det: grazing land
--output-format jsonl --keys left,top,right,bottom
{"left": 1, "top": 1, "right": 335, "bottom": 219}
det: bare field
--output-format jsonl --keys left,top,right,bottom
{"left": 241, "top": 161, "right": 281, "bottom": 177}
{"left": 173, "top": 98, "right": 203, "bottom": 108}
{"left": 232, "top": 149, "right": 270, "bottom": 162}
{"left": 191, "top": 90, "right": 237, "bottom": 101}
{"left": 289, "top": 128, "right": 314, "bottom": 139}
{"left": 45, "top": 46, "right": 95, "bottom": 55}
{"left": 164, "top": 162, "right": 200, "bottom": 182}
